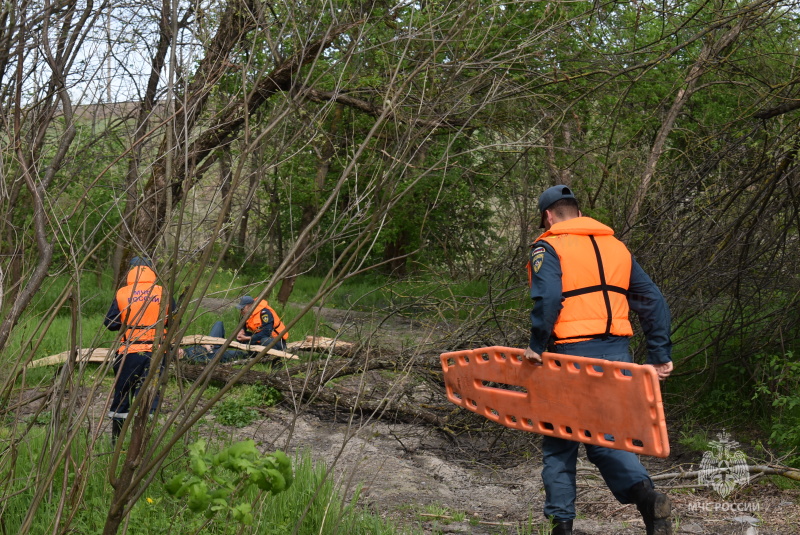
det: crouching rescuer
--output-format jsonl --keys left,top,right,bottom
{"left": 525, "top": 186, "right": 674, "bottom": 535}
{"left": 104, "top": 257, "right": 175, "bottom": 443}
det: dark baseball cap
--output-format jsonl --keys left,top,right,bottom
{"left": 129, "top": 256, "right": 153, "bottom": 268}
{"left": 538, "top": 185, "right": 577, "bottom": 228}
{"left": 236, "top": 295, "right": 255, "bottom": 310}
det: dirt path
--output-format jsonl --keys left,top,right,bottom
{"left": 196, "top": 298, "right": 800, "bottom": 534}
{"left": 214, "top": 402, "right": 797, "bottom": 535}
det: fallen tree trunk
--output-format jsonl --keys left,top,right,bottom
{"left": 285, "top": 336, "right": 354, "bottom": 357}
{"left": 178, "top": 354, "right": 447, "bottom": 429}
{"left": 180, "top": 336, "right": 298, "bottom": 360}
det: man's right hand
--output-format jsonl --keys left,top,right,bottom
{"left": 523, "top": 346, "right": 542, "bottom": 364}
{"left": 236, "top": 329, "right": 250, "bottom": 342}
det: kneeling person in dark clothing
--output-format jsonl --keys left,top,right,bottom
{"left": 235, "top": 295, "right": 289, "bottom": 350}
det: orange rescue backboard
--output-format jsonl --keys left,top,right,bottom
{"left": 440, "top": 346, "right": 669, "bottom": 458}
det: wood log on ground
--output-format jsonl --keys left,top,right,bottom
{"left": 178, "top": 354, "right": 447, "bottom": 429}
{"left": 285, "top": 336, "right": 354, "bottom": 356}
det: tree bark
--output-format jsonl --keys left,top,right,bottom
{"left": 623, "top": 14, "right": 754, "bottom": 238}
{"left": 277, "top": 105, "right": 343, "bottom": 304}
{"left": 111, "top": 0, "right": 177, "bottom": 287}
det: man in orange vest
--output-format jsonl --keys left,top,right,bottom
{"left": 104, "top": 257, "right": 175, "bottom": 442}
{"left": 525, "top": 186, "right": 674, "bottom": 535}
{"left": 235, "top": 295, "right": 289, "bottom": 350}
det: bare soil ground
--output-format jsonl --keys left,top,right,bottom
{"left": 195, "top": 299, "right": 800, "bottom": 535}
{"left": 226, "top": 404, "right": 799, "bottom": 535}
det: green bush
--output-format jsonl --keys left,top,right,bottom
{"left": 166, "top": 439, "right": 293, "bottom": 525}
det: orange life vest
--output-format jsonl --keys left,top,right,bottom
{"left": 245, "top": 300, "right": 289, "bottom": 341}
{"left": 534, "top": 217, "right": 633, "bottom": 343}
{"left": 114, "top": 266, "right": 167, "bottom": 353}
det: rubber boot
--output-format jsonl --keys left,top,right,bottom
{"left": 551, "top": 519, "right": 573, "bottom": 535}
{"left": 111, "top": 418, "right": 124, "bottom": 446}
{"left": 630, "top": 480, "right": 672, "bottom": 535}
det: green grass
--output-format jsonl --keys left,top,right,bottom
{"left": 213, "top": 385, "right": 282, "bottom": 427}
{"left": 765, "top": 474, "right": 800, "bottom": 491}
{"left": 677, "top": 427, "right": 711, "bottom": 453}
{"left": 5, "top": 269, "right": 494, "bottom": 378}
{"left": 257, "top": 452, "right": 414, "bottom": 535}
{"left": 0, "top": 425, "right": 417, "bottom": 534}
{"left": 290, "top": 273, "right": 520, "bottom": 323}
{"left": 21, "top": 270, "right": 116, "bottom": 319}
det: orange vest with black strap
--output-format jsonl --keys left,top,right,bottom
{"left": 115, "top": 266, "right": 167, "bottom": 353}
{"left": 534, "top": 217, "right": 633, "bottom": 343}
{"left": 245, "top": 300, "right": 289, "bottom": 341}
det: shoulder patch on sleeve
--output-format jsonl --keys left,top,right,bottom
{"left": 530, "top": 246, "right": 545, "bottom": 274}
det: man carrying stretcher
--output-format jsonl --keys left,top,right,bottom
{"left": 525, "top": 185, "right": 674, "bottom": 535}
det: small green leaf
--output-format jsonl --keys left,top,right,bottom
{"left": 165, "top": 475, "right": 184, "bottom": 496}
{"left": 187, "top": 482, "right": 210, "bottom": 512}
{"left": 188, "top": 439, "right": 207, "bottom": 457}
{"left": 265, "top": 469, "right": 286, "bottom": 492}
{"left": 232, "top": 503, "right": 253, "bottom": 525}
{"left": 191, "top": 457, "right": 208, "bottom": 476}
{"left": 251, "top": 470, "right": 271, "bottom": 491}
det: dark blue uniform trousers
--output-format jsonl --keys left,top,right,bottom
{"left": 542, "top": 337, "right": 651, "bottom": 522}
{"left": 109, "top": 351, "right": 152, "bottom": 419}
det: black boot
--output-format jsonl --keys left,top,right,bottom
{"left": 630, "top": 480, "right": 672, "bottom": 535}
{"left": 111, "top": 418, "right": 124, "bottom": 446}
{"left": 551, "top": 519, "right": 573, "bottom": 535}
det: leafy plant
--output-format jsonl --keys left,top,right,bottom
{"left": 212, "top": 384, "right": 282, "bottom": 427}
{"left": 165, "top": 439, "right": 293, "bottom": 526}
{"left": 24, "top": 411, "right": 52, "bottom": 426}
{"left": 677, "top": 428, "right": 711, "bottom": 453}
{"left": 212, "top": 400, "right": 259, "bottom": 427}
{"left": 240, "top": 384, "right": 282, "bottom": 407}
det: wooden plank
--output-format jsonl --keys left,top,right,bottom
{"left": 26, "top": 349, "right": 112, "bottom": 368}
{"left": 441, "top": 346, "right": 670, "bottom": 458}
{"left": 26, "top": 336, "right": 298, "bottom": 369}
{"left": 179, "top": 336, "right": 298, "bottom": 360}
{"left": 285, "top": 336, "right": 354, "bottom": 354}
